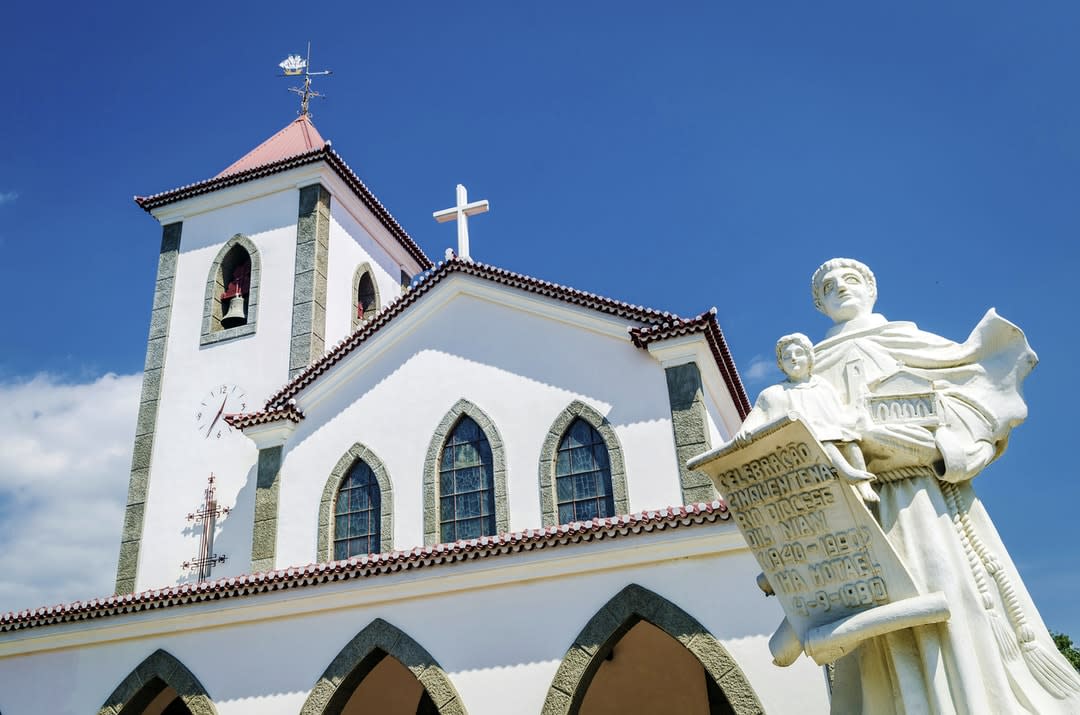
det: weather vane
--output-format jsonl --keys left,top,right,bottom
{"left": 279, "top": 42, "right": 332, "bottom": 117}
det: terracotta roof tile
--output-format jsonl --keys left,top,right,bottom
{"left": 0, "top": 502, "right": 729, "bottom": 633}
{"left": 629, "top": 309, "right": 751, "bottom": 418}
{"left": 224, "top": 403, "right": 303, "bottom": 429}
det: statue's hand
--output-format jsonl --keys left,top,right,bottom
{"left": 732, "top": 430, "right": 753, "bottom": 449}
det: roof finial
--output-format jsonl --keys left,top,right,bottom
{"left": 279, "top": 42, "right": 332, "bottom": 118}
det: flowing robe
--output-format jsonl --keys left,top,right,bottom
{"left": 812, "top": 310, "right": 1079, "bottom": 714}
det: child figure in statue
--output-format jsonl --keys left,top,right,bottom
{"left": 736, "top": 332, "right": 879, "bottom": 504}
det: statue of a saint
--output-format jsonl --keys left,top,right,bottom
{"left": 808, "top": 258, "right": 1079, "bottom": 714}
{"left": 737, "top": 332, "right": 879, "bottom": 505}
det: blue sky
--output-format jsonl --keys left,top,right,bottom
{"left": 1, "top": 3, "right": 1078, "bottom": 636}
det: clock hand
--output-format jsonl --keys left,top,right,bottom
{"left": 205, "top": 396, "right": 228, "bottom": 439}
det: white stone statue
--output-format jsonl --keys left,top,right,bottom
{"left": 806, "top": 258, "right": 1080, "bottom": 714}
{"left": 736, "top": 332, "right": 879, "bottom": 505}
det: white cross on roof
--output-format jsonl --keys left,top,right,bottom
{"left": 433, "top": 184, "right": 489, "bottom": 261}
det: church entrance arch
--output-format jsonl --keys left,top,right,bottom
{"left": 541, "top": 584, "right": 765, "bottom": 715}
{"left": 299, "top": 618, "right": 466, "bottom": 715}
{"left": 97, "top": 648, "right": 217, "bottom": 715}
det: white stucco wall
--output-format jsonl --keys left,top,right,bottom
{"left": 137, "top": 188, "right": 300, "bottom": 591}
{"left": 325, "top": 200, "right": 404, "bottom": 348}
{"left": 0, "top": 527, "right": 829, "bottom": 715}
{"left": 273, "top": 280, "right": 688, "bottom": 568}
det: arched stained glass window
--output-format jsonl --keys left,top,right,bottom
{"left": 556, "top": 418, "right": 615, "bottom": 523}
{"left": 438, "top": 416, "right": 495, "bottom": 542}
{"left": 334, "top": 460, "right": 381, "bottom": 560}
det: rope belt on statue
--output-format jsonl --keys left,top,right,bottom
{"left": 938, "top": 480, "right": 1080, "bottom": 698}
{"left": 868, "top": 464, "right": 1080, "bottom": 697}
{"left": 873, "top": 466, "right": 937, "bottom": 483}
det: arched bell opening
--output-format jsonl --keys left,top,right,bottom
{"left": 218, "top": 244, "right": 252, "bottom": 329}
{"left": 201, "top": 234, "right": 261, "bottom": 345}
{"left": 351, "top": 263, "right": 381, "bottom": 332}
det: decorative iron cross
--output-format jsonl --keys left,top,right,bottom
{"left": 182, "top": 473, "right": 230, "bottom": 581}
{"left": 433, "top": 184, "right": 489, "bottom": 261}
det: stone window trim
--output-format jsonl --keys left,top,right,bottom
{"left": 298, "top": 618, "right": 466, "bottom": 715}
{"left": 200, "top": 233, "right": 261, "bottom": 346}
{"left": 98, "top": 648, "right": 218, "bottom": 715}
{"left": 351, "top": 262, "right": 381, "bottom": 332}
{"left": 541, "top": 583, "right": 765, "bottom": 715}
{"left": 423, "top": 399, "right": 509, "bottom": 546}
{"left": 538, "top": 400, "right": 629, "bottom": 527}
{"left": 318, "top": 443, "right": 394, "bottom": 562}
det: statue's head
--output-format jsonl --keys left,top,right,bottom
{"left": 775, "top": 332, "right": 814, "bottom": 381}
{"left": 811, "top": 258, "right": 877, "bottom": 323}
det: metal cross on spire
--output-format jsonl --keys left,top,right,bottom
{"left": 279, "top": 42, "right": 333, "bottom": 117}
{"left": 433, "top": 184, "right": 490, "bottom": 261}
{"left": 182, "top": 473, "right": 231, "bottom": 582}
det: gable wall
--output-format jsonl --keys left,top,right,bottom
{"left": 274, "top": 289, "right": 685, "bottom": 567}
{"left": 137, "top": 189, "right": 299, "bottom": 591}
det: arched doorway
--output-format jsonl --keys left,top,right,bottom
{"left": 300, "top": 618, "right": 465, "bottom": 715}
{"left": 97, "top": 649, "right": 217, "bottom": 715}
{"left": 579, "top": 620, "right": 734, "bottom": 714}
{"left": 542, "top": 584, "right": 765, "bottom": 715}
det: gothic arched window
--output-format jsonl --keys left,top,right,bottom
{"left": 555, "top": 418, "right": 615, "bottom": 523}
{"left": 333, "top": 459, "right": 382, "bottom": 560}
{"left": 438, "top": 416, "right": 496, "bottom": 542}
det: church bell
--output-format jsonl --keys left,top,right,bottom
{"left": 221, "top": 295, "right": 247, "bottom": 327}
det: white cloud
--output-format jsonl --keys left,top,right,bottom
{"left": 742, "top": 354, "right": 779, "bottom": 388}
{"left": 0, "top": 373, "right": 140, "bottom": 614}
{"left": 0, "top": 191, "right": 17, "bottom": 205}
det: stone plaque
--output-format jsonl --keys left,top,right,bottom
{"left": 690, "top": 414, "right": 949, "bottom": 665}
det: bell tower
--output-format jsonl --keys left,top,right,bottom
{"left": 115, "top": 116, "right": 432, "bottom": 594}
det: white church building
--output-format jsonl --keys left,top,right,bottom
{"left": 0, "top": 115, "right": 830, "bottom": 714}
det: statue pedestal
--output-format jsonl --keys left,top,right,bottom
{"left": 689, "top": 415, "right": 950, "bottom": 666}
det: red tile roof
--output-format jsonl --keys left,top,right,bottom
{"left": 135, "top": 134, "right": 432, "bottom": 270}
{"left": 225, "top": 403, "right": 304, "bottom": 430}
{"left": 629, "top": 309, "right": 751, "bottom": 419}
{"left": 232, "top": 258, "right": 749, "bottom": 424}
{"left": 216, "top": 116, "right": 326, "bottom": 178}
{"left": 0, "top": 502, "right": 730, "bottom": 634}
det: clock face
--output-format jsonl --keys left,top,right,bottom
{"left": 195, "top": 384, "right": 247, "bottom": 440}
